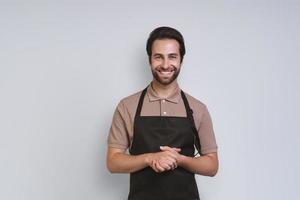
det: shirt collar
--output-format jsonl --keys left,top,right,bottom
{"left": 146, "top": 82, "right": 181, "bottom": 104}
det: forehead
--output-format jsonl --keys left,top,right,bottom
{"left": 152, "top": 39, "right": 180, "bottom": 54}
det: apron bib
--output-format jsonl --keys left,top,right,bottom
{"left": 128, "top": 87, "right": 200, "bottom": 200}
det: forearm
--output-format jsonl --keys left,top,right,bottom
{"left": 178, "top": 153, "right": 219, "bottom": 177}
{"left": 107, "top": 150, "right": 152, "bottom": 173}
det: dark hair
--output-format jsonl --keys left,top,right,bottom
{"left": 146, "top": 26, "right": 185, "bottom": 63}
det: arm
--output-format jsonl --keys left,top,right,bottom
{"left": 178, "top": 152, "right": 218, "bottom": 177}
{"left": 106, "top": 147, "right": 179, "bottom": 173}
{"left": 106, "top": 147, "right": 150, "bottom": 173}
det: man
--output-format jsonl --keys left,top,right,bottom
{"left": 106, "top": 26, "right": 218, "bottom": 200}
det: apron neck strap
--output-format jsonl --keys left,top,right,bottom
{"left": 181, "top": 90, "right": 202, "bottom": 156}
{"left": 135, "top": 87, "right": 148, "bottom": 119}
{"left": 180, "top": 90, "right": 193, "bottom": 118}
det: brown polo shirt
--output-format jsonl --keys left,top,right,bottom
{"left": 107, "top": 82, "right": 218, "bottom": 155}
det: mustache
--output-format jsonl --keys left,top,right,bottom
{"left": 155, "top": 67, "right": 176, "bottom": 72}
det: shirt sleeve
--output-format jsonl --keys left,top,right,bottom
{"left": 107, "top": 100, "right": 130, "bottom": 150}
{"left": 198, "top": 106, "right": 218, "bottom": 155}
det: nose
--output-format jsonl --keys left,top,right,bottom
{"left": 161, "top": 59, "right": 170, "bottom": 69}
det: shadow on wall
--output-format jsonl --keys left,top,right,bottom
{"left": 135, "top": 44, "right": 153, "bottom": 88}
{"left": 96, "top": 118, "right": 129, "bottom": 198}
{"left": 97, "top": 44, "right": 151, "bottom": 198}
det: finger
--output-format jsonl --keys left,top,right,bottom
{"left": 164, "top": 151, "right": 180, "bottom": 160}
{"left": 164, "top": 157, "right": 177, "bottom": 165}
{"left": 159, "top": 159, "right": 175, "bottom": 171}
{"left": 168, "top": 159, "right": 177, "bottom": 170}
{"left": 153, "top": 160, "right": 165, "bottom": 173}
{"left": 168, "top": 161, "right": 177, "bottom": 170}
{"left": 172, "top": 161, "right": 178, "bottom": 170}
{"left": 159, "top": 158, "right": 174, "bottom": 170}
{"left": 155, "top": 161, "right": 166, "bottom": 172}
{"left": 150, "top": 161, "right": 159, "bottom": 173}
{"left": 159, "top": 161, "right": 171, "bottom": 171}
{"left": 151, "top": 165, "right": 159, "bottom": 173}
{"left": 172, "top": 147, "right": 181, "bottom": 152}
{"left": 160, "top": 146, "right": 181, "bottom": 153}
{"left": 167, "top": 159, "right": 177, "bottom": 170}
{"left": 160, "top": 146, "right": 172, "bottom": 151}
{"left": 157, "top": 150, "right": 179, "bottom": 170}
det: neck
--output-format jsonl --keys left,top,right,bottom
{"left": 151, "top": 79, "right": 178, "bottom": 98}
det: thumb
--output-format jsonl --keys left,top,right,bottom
{"left": 160, "top": 146, "right": 181, "bottom": 152}
{"left": 160, "top": 146, "right": 171, "bottom": 151}
{"left": 160, "top": 146, "right": 167, "bottom": 150}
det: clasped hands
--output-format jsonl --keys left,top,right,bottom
{"left": 148, "top": 146, "right": 182, "bottom": 173}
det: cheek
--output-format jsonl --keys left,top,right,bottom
{"left": 151, "top": 60, "right": 161, "bottom": 67}
{"left": 150, "top": 63, "right": 157, "bottom": 71}
{"left": 170, "top": 60, "right": 181, "bottom": 67}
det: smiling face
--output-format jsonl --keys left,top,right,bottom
{"left": 150, "top": 39, "right": 182, "bottom": 86}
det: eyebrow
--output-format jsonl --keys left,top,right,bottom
{"left": 153, "top": 53, "right": 179, "bottom": 56}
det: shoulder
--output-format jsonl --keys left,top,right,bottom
{"left": 116, "top": 89, "right": 144, "bottom": 116}
{"left": 182, "top": 91, "right": 214, "bottom": 130}
{"left": 120, "top": 90, "right": 143, "bottom": 107}
{"left": 183, "top": 91, "right": 208, "bottom": 113}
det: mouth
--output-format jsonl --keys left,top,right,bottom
{"left": 152, "top": 66, "right": 180, "bottom": 85}
{"left": 156, "top": 68, "right": 175, "bottom": 77}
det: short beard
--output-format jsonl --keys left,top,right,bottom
{"left": 151, "top": 67, "right": 180, "bottom": 86}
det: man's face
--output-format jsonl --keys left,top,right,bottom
{"left": 150, "top": 39, "right": 181, "bottom": 86}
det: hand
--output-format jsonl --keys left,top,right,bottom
{"left": 147, "top": 146, "right": 181, "bottom": 173}
{"left": 150, "top": 156, "right": 177, "bottom": 173}
{"left": 150, "top": 159, "right": 168, "bottom": 173}
{"left": 160, "top": 146, "right": 184, "bottom": 166}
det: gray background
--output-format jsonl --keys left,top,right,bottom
{"left": 1, "top": 0, "right": 299, "bottom": 199}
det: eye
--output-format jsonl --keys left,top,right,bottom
{"left": 154, "top": 55, "right": 162, "bottom": 60}
{"left": 169, "top": 55, "right": 178, "bottom": 59}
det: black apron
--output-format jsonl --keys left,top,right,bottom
{"left": 128, "top": 87, "right": 200, "bottom": 200}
